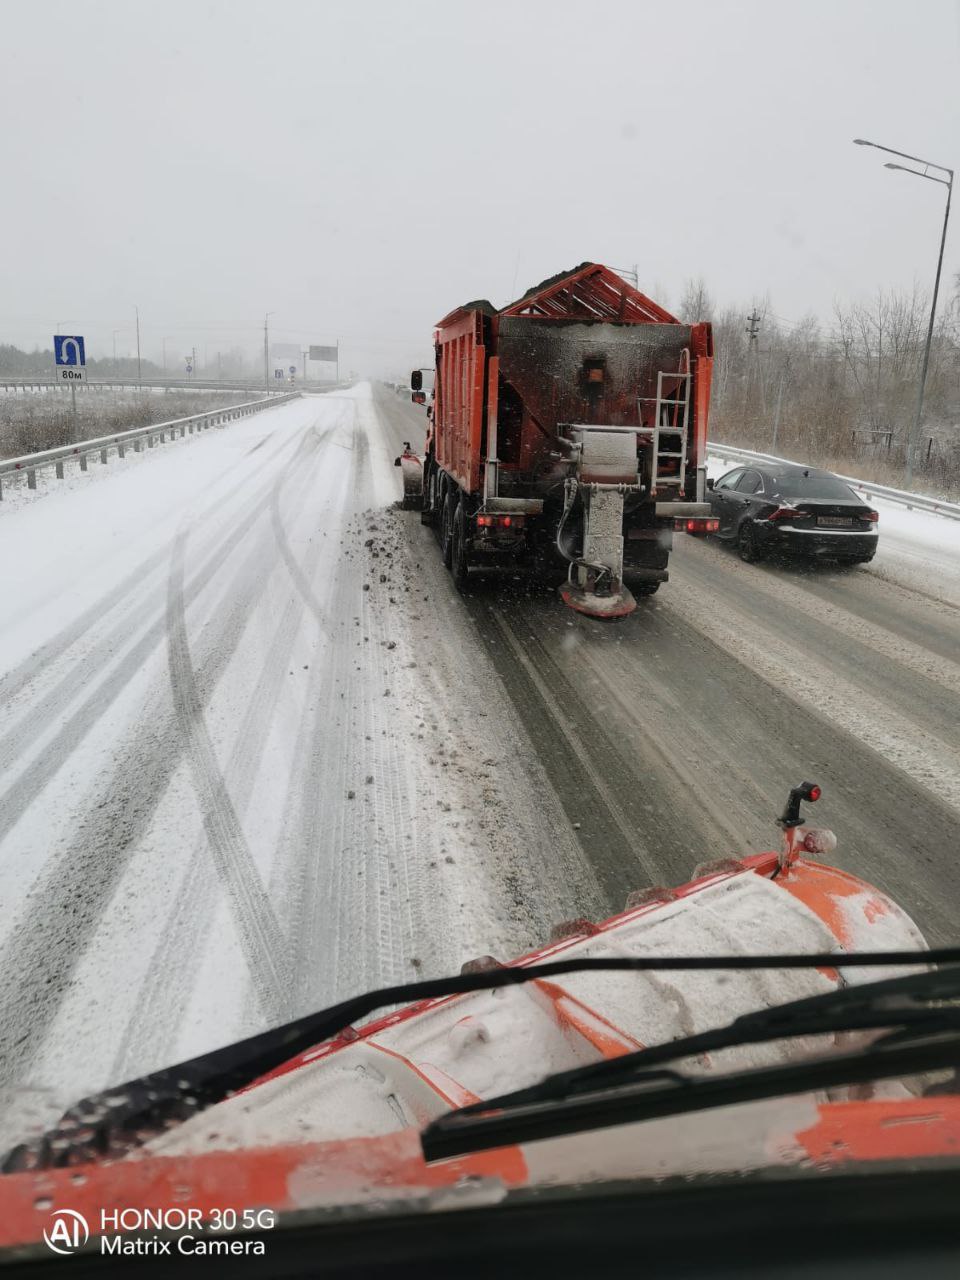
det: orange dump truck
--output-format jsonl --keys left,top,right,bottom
{"left": 399, "top": 262, "right": 716, "bottom": 618}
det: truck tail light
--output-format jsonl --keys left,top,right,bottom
{"left": 768, "top": 506, "right": 810, "bottom": 522}
{"left": 477, "top": 514, "right": 522, "bottom": 530}
{"left": 675, "top": 517, "right": 719, "bottom": 534}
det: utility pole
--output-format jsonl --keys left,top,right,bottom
{"left": 263, "top": 313, "right": 272, "bottom": 391}
{"left": 772, "top": 374, "right": 786, "bottom": 451}
{"left": 745, "top": 310, "right": 766, "bottom": 416}
{"left": 218, "top": 351, "right": 222, "bottom": 382}
{"left": 135, "top": 306, "right": 142, "bottom": 389}
{"left": 302, "top": 349, "right": 308, "bottom": 384}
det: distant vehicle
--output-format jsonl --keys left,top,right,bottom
{"left": 707, "top": 462, "right": 879, "bottom": 564}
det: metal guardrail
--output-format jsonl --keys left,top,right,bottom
{"left": 0, "top": 392, "right": 300, "bottom": 499}
{"left": 706, "top": 441, "right": 960, "bottom": 523}
{"left": 1, "top": 379, "right": 345, "bottom": 393}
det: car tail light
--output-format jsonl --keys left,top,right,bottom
{"left": 864, "top": 510, "right": 879, "bottom": 523}
{"left": 768, "top": 506, "right": 810, "bottom": 522}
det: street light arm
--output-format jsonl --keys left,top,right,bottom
{"left": 854, "top": 137, "right": 953, "bottom": 179}
{"left": 884, "top": 162, "right": 952, "bottom": 189}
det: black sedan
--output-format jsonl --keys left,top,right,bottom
{"left": 706, "top": 463, "right": 879, "bottom": 564}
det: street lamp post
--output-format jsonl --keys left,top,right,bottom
{"left": 264, "top": 312, "right": 274, "bottom": 391}
{"left": 853, "top": 138, "right": 954, "bottom": 483}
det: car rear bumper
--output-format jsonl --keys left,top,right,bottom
{"left": 756, "top": 524, "right": 879, "bottom": 558}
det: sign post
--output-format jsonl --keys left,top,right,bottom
{"left": 54, "top": 335, "right": 86, "bottom": 426}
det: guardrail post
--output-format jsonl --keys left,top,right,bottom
{"left": 55, "top": 461, "right": 64, "bottom": 479}
{"left": 79, "top": 454, "right": 88, "bottom": 472}
{"left": 27, "top": 468, "right": 37, "bottom": 489}
{"left": 134, "top": 438, "right": 142, "bottom": 452}
{"left": 100, "top": 448, "right": 108, "bottom": 464}
{"left": 159, "top": 431, "right": 166, "bottom": 443}
{"left": 148, "top": 435, "right": 154, "bottom": 448}
{"left": 118, "top": 443, "right": 125, "bottom": 458}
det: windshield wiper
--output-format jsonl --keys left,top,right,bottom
{"left": 6, "top": 948, "right": 960, "bottom": 1172}
{"left": 421, "top": 965, "right": 960, "bottom": 1161}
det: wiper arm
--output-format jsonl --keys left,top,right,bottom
{"left": 6, "top": 948, "right": 959, "bottom": 1172}
{"left": 421, "top": 1027, "right": 960, "bottom": 1162}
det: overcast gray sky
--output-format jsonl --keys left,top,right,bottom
{"left": 1, "top": 0, "right": 957, "bottom": 377}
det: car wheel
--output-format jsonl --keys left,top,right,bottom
{"left": 451, "top": 502, "right": 469, "bottom": 591}
{"left": 440, "top": 491, "right": 455, "bottom": 568}
{"left": 737, "top": 521, "right": 764, "bottom": 563}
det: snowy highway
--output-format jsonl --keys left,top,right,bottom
{"left": 2, "top": 383, "right": 960, "bottom": 1137}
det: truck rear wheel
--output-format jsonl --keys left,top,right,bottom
{"left": 420, "top": 466, "right": 438, "bottom": 527}
{"left": 451, "top": 501, "right": 469, "bottom": 591}
{"left": 440, "top": 491, "right": 455, "bottom": 568}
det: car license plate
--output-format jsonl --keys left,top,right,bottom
{"left": 817, "top": 517, "right": 853, "bottom": 527}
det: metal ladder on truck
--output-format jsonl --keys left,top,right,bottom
{"left": 644, "top": 349, "right": 691, "bottom": 496}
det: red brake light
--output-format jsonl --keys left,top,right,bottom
{"left": 502, "top": 515, "right": 512, "bottom": 528}
{"left": 769, "top": 506, "right": 810, "bottom": 522}
{"left": 865, "top": 510, "right": 879, "bottom": 523}
{"left": 477, "top": 514, "right": 493, "bottom": 528}
{"left": 808, "top": 785, "right": 821, "bottom": 802}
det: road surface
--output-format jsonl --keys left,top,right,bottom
{"left": 1, "top": 382, "right": 958, "bottom": 1143}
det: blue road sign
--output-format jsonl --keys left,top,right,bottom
{"left": 289, "top": 365, "right": 296, "bottom": 374}
{"left": 275, "top": 369, "right": 283, "bottom": 379}
{"left": 54, "top": 335, "right": 85, "bottom": 367}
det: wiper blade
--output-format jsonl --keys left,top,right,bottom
{"left": 421, "top": 1028, "right": 960, "bottom": 1162}
{"left": 6, "top": 948, "right": 958, "bottom": 1172}
{"left": 430, "top": 962, "right": 960, "bottom": 1119}
{"left": 421, "top": 965, "right": 960, "bottom": 1161}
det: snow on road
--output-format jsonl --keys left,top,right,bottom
{"left": 3, "top": 410, "right": 957, "bottom": 1143}
{"left": 0, "top": 385, "right": 592, "bottom": 1142}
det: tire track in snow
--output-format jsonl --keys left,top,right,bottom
{"left": 477, "top": 605, "right": 664, "bottom": 898}
{"left": 681, "top": 541, "right": 960, "bottom": 700}
{"left": 271, "top": 414, "right": 365, "bottom": 1012}
{"left": 0, "top": 495, "right": 293, "bottom": 1086}
{"left": 664, "top": 583, "right": 960, "bottom": 818}
{"left": 111, "top": 431, "right": 334, "bottom": 1077}
{"left": 165, "top": 529, "right": 292, "bottom": 1020}
{"left": 0, "top": 454, "right": 308, "bottom": 853}
{"left": 0, "top": 418, "right": 306, "bottom": 712}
